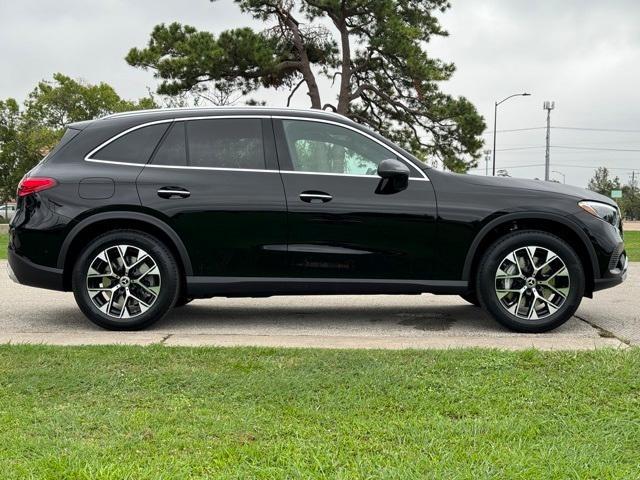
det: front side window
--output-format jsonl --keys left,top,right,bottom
{"left": 282, "top": 120, "right": 395, "bottom": 176}
{"left": 187, "top": 119, "right": 265, "bottom": 169}
{"left": 90, "top": 123, "right": 169, "bottom": 164}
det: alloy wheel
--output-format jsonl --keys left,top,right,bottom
{"left": 494, "top": 246, "right": 570, "bottom": 320}
{"left": 86, "top": 245, "right": 161, "bottom": 319}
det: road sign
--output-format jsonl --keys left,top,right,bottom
{"left": 611, "top": 189, "right": 622, "bottom": 198}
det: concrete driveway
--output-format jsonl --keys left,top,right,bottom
{"left": 0, "top": 260, "right": 636, "bottom": 350}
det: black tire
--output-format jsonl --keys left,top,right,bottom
{"left": 72, "top": 230, "right": 180, "bottom": 330}
{"left": 460, "top": 291, "right": 481, "bottom": 307}
{"left": 175, "top": 296, "right": 194, "bottom": 308}
{"left": 476, "top": 230, "right": 585, "bottom": 333}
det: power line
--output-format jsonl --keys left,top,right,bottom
{"left": 469, "top": 163, "right": 545, "bottom": 171}
{"left": 551, "top": 164, "right": 640, "bottom": 171}
{"left": 470, "top": 163, "right": 640, "bottom": 172}
{"left": 483, "top": 127, "right": 545, "bottom": 134}
{"left": 483, "top": 126, "right": 640, "bottom": 135}
{"left": 494, "top": 144, "right": 640, "bottom": 152}
{"left": 553, "top": 126, "right": 640, "bottom": 133}
{"left": 553, "top": 145, "right": 640, "bottom": 153}
{"left": 496, "top": 146, "right": 545, "bottom": 152}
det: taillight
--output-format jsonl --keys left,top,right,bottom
{"left": 17, "top": 177, "right": 58, "bottom": 197}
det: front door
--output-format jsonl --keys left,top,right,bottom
{"left": 274, "top": 117, "right": 437, "bottom": 280}
{"left": 137, "top": 116, "right": 288, "bottom": 277}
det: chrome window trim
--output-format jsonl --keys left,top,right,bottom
{"left": 279, "top": 170, "right": 429, "bottom": 181}
{"left": 84, "top": 114, "right": 430, "bottom": 181}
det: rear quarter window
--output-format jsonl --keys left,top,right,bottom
{"left": 41, "top": 128, "right": 81, "bottom": 163}
{"left": 89, "top": 123, "right": 169, "bottom": 164}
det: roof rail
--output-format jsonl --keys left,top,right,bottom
{"left": 102, "top": 106, "right": 348, "bottom": 120}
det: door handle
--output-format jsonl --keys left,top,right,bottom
{"left": 299, "top": 191, "right": 332, "bottom": 203}
{"left": 157, "top": 187, "right": 191, "bottom": 199}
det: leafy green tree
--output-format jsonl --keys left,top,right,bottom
{"left": 126, "top": 0, "right": 485, "bottom": 171}
{"left": 0, "top": 74, "right": 156, "bottom": 202}
{"left": 587, "top": 167, "right": 621, "bottom": 196}
{"left": 619, "top": 176, "right": 640, "bottom": 220}
{"left": 22, "top": 73, "right": 156, "bottom": 130}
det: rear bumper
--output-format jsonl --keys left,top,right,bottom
{"left": 7, "top": 248, "right": 65, "bottom": 291}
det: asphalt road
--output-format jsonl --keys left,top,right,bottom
{"left": 0, "top": 260, "right": 636, "bottom": 350}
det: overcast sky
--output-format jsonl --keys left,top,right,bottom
{"left": 2, "top": 0, "right": 639, "bottom": 187}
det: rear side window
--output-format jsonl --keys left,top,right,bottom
{"left": 187, "top": 119, "right": 264, "bottom": 169}
{"left": 151, "top": 122, "right": 187, "bottom": 166}
{"left": 90, "top": 123, "right": 169, "bottom": 164}
{"left": 42, "top": 128, "right": 81, "bottom": 163}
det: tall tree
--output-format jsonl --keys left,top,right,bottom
{"left": 126, "top": 0, "right": 485, "bottom": 171}
{"left": 587, "top": 167, "right": 620, "bottom": 196}
{"left": 0, "top": 74, "right": 156, "bottom": 202}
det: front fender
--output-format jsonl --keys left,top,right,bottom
{"left": 460, "top": 211, "right": 599, "bottom": 281}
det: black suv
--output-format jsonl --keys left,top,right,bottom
{"left": 8, "top": 107, "right": 627, "bottom": 331}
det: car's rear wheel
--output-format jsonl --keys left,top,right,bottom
{"left": 72, "top": 230, "right": 179, "bottom": 330}
{"left": 476, "top": 230, "right": 585, "bottom": 333}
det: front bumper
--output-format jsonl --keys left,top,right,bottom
{"left": 7, "top": 248, "right": 65, "bottom": 291}
{"left": 593, "top": 246, "right": 628, "bottom": 292}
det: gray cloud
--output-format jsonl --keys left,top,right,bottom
{"left": 1, "top": 0, "right": 638, "bottom": 186}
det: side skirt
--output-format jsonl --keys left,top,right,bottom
{"left": 186, "top": 276, "right": 468, "bottom": 298}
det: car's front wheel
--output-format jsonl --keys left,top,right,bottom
{"left": 476, "top": 230, "right": 585, "bottom": 333}
{"left": 72, "top": 230, "right": 179, "bottom": 330}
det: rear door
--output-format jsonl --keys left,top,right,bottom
{"left": 274, "top": 117, "right": 437, "bottom": 280}
{"left": 136, "top": 116, "right": 288, "bottom": 277}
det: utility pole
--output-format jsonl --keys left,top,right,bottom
{"left": 543, "top": 101, "right": 555, "bottom": 181}
{"left": 484, "top": 149, "right": 491, "bottom": 176}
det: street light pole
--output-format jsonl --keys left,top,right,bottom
{"left": 492, "top": 92, "right": 531, "bottom": 176}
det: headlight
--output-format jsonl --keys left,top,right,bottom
{"left": 578, "top": 200, "right": 620, "bottom": 227}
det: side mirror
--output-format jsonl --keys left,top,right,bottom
{"left": 376, "top": 159, "right": 410, "bottom": 194}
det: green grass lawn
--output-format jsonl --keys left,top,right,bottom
{"left": 0, "top": 233, "right": 7, "bottom": 260}
{"left": 1, "top": 345, "right": 639, "bottom": 479}
{"left": 624, "top": 230, "right": 640, "bottom": 262}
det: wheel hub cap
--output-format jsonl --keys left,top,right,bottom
{"left": 494, "top": 246, "right": 570, "bottom": 320}
{"left": 86, "top": 245, "right": 161, "bottom": 319}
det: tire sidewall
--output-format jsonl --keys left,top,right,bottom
{"left": 72, "top": 230, "right": 179, "bottom": 330}
{"left": 477, "top": 231, "right": 585, "bottom": 333}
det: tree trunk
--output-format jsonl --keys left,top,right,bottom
{"left": 280, "top": 11, "right": 322, "bottom": 109}
{"left": 335, "top": 11, "right": 351, "bottom": 115}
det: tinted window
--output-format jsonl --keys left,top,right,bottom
{"left": 41, "top": 128, "right": 81, "bottom": 164}
{"left": 91, "top": 123, "right": 169, "bottom": 164}
{"left": 151, "top": 122, "right": 187, "bottom": 166}
{"left": 282, "top": 120, "right": 394, "bottom": 176}
{"left": 187, "top": 119, "right": 264, "bottom": 169}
